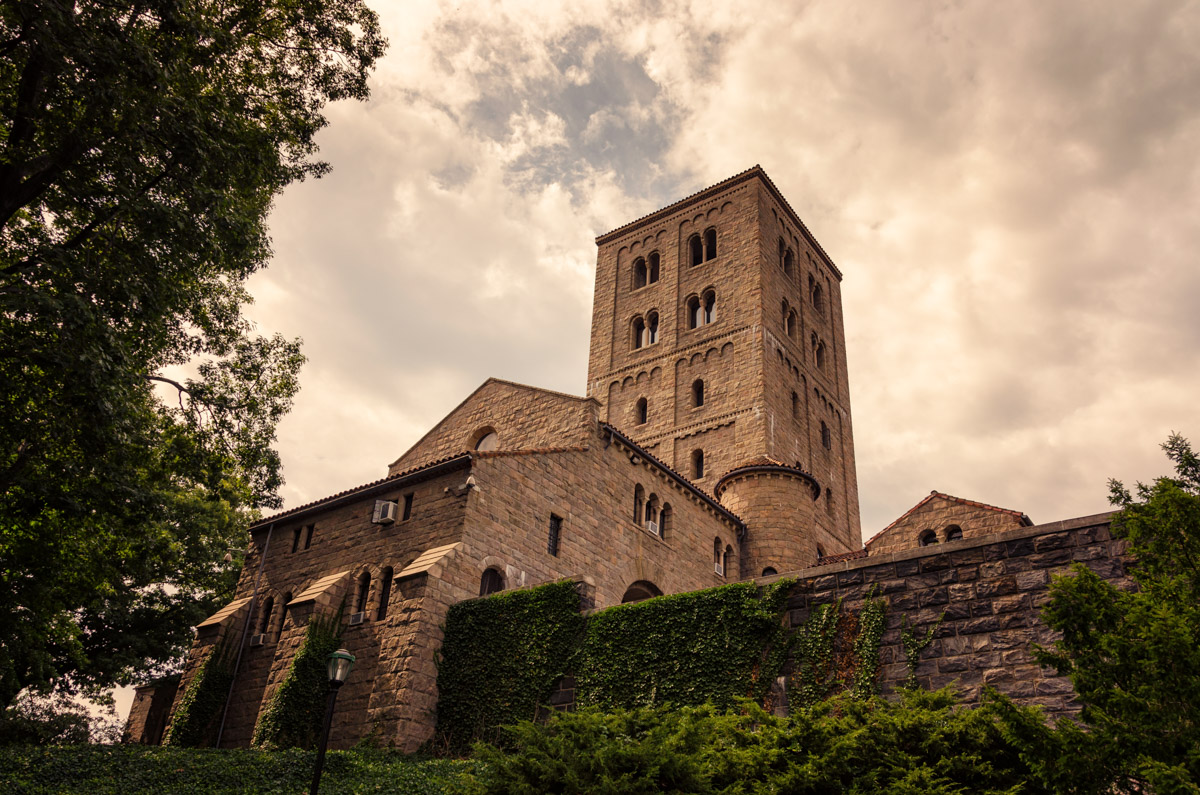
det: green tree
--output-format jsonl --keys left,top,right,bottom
{"left": 1036, "top": 433, "right": 1200, "bottom": 792}
{"left": 0, "top": 0, "right": 386, "bottom": 706}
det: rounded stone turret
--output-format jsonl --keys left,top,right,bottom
{"left": 715, "top": 457, "right": 822, "bottom": 578}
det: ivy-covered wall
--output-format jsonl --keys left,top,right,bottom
{"left": 162, "top": 640, "right": 235, "bottom": 748}
{"left": 251, "top": 611, "right": 343, "bottom": 750}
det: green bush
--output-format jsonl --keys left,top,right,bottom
{"left": 252, "top": 611, "right": 343, "bottom": 750}
{"left": 0, "top": 744, "right": 475, "bottom": 794}
{"left": 162, "top": 638, "right": 236, "bottom": 747}
{"left": 436, "top": 580, "right": 585, "bottom": 752}
{"left": 455, "top": 689, "right": 1065, "bottom": 795}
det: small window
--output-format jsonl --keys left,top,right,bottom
{"left": 632, "top": 316, "right": 645, "bottom": 349}
{"left": 713, "top": 537, "right": 724, "bottom": 575}
{"left": 646, "top": 311, "right": 659, "bottom": 345}
{"left": 635, "top": 397, "right": 648, "bottom": 425}
{"left": 919, "top": 529, "right": 938, "bottom": 547}
{"left": 702, "top": 291, "right": 716, "bottom": 324}
{"left": 786, "top": 309, "right": 796, "bottom": 338}
{"left": 354, "top": 571, "right": 371, "bottom": 614}
{"left": 692, "top": 379, "right": 704, "bottom": 408}
{"left": 633, "top": 257, "right": 648, "bottom": 289}
{"left": 689, "top": 235, "right": 703, "bottom": 266}
{"left": 821, "top": 421, "right": 831, "bottom": 450}
{"left": 377, "top": 568, "right": 393, "bottom": 620}
{"left": 762, "top": 567, "right": 778, "bottom": 577}
{"left": 815, "top": 341, "right": 826, "bottom": 371}
{"left": 692, "top": 449, "right": 705, "bottom": 479}
{"left": 278, "top": 592, "right": 292, "bottom": 633}
{"left": 402, "top": 493, "right": 414, "bottom": 521}
{"left": 825, "top": 488, "right": 834, "bottom": 515}
{"left": 548, "top": 514, "right": 562, "bottom": 556}
{"left": 687, "top": 296, "right": 702, "bottom": 329}
{"left": 303, "top": 524, "right": 314, "bottom": 550}
{"left": 723, "top": 545, "right": 733, "bottom": 576}
{"left": 816, "top": 545, "right": 826, "bottom": 560}
{"left": 645, "top": 494, "right": 660, "bottom": 533}
{"left": 945, "top": 525, "right": 963, "bottom": 542}
{"left": 475, "top": 431, "right": 499, "bottom": 451}
{"left": 783, "top": 248, "right": 794, "bottom": 277}
{"left": 704, "top": 228, "right": 717, "bottom": 260}
{"left": 660, "top": 503, "right": 672, "bottom": 538}
{"left": 791, "top": 391, "right": 799, "bottom": 418}
{"left": 257, "top": 596, "right": 274, "bottom": 635}
{"left": 812, "top": 282, "right": 824, "bottom": 314}
{"left": 291, "top": 527, "right": 301, "bottom": 553}
{"left": 778, "top": 238, "right": 787, "bottom": 270}
{"left": 480, "top": 567, "right": 505, "bottom": 596}
{"left": 634, "top": 484, "right": 645, "bottom": 524}
{"left": 648, "top": 252, "right": 660, "bottom": 284}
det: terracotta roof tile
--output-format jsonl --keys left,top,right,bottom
{"left": 864, "top": 491, "right": 1029, "bottom": 548}
{"left": 814, "top": 549, "right": 869, "bottom": 566}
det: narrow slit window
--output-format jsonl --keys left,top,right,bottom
{"left": 354, "top": 571, "right": 370, "bottom": 614}
{"left": 634, "top": 484, "right": 645, "bottom": 524}
{"left": 689, "top": 235, "right": 703, "bottom": 266}
{"left": 704, "top": 228, "right": 717, "bottom": 260}
{"left": 635, "top": 397, "right": 648, "bottom": 425}
{"left": 257, "top": 596, "right": 274, "bottom": 635}
{"left": 692, "top": 449, "right": 705, "bottom": 479}
{"left": 376, "top": 568, "right": 393, "bottom": 620}
{"left": 291, "top": 527, "right": 301, "bottom": 553}
{"left": 303, "top": 524, "right": 314, "bottom": 550}
{"left": 548, "top": 514, "right": 562, "bottom": 556}
{"left": 648, "top": 252, "right": 660, "bottom": 283}
{"left": 633, "top": 257, "right": 647, "bottom": 289}
{"left": 692, "top": 379, "right": 704, "bottom": 407}
{"left": 402, "top": 493, "right": 413, "bottom": 521}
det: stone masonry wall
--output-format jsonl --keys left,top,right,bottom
{"left": 866, "top": 492, "right": 1030, "bottom": 556}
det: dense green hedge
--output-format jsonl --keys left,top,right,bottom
{"left": 252, "top": 611, "right": 343, "bottom": 750}
{"left": 162, "top": 638, "right": 236, "bottom": 747}
{"left": 0, "top": 744, "right": 475, "bottom": 794}
{"left": 435, "top": 580, "right": 585, "bottom": 751}
{"left": 575, "top": 580, "right": 794, "bottom": 710}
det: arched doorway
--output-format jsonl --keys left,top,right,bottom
{"left": 620, "top": 580, "right": 663, "bottom": 604}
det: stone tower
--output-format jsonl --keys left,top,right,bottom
{"left": 586, "top": 166, "right": 862, "bottom": 575}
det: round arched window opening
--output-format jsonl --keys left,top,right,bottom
{"left": 622, "top": 580, "right": 663, "bottom": 604}
{"left": 762, "top": 566, "right": 778, "bottom": 577}
{"left": 945, "top": 524, "right": 964, "bottom": 542}
{"left": 918, "top": 529, "right": 938, "bottom": 547}
{"left": 474, "top": 429, "right": 499, "bottom": 451}
{"left": 480, "top": 567, "right": 505, "bottom": 596}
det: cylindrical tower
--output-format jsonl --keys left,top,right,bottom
{"left": 715, "top": 458, "right": 822, "bottom": 578}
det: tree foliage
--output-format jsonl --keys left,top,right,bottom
{"left": 0, "top": 0, "right": 386, "bottom": 704}
{"left": 1035, "top": 433, "right": 1200, "bottom": 792}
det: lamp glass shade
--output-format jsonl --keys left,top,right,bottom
{"left": 327, "top": 649, "right": 356, "bottom": 684}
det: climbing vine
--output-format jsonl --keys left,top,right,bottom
{"left": 851, "top": 588, "right": 888, "bottom": 700}
{"left": 900, "top": 613, "right": 945, "bottom": 689}
{"left": 575, "top": 579, "right": 796, "bottom": 712}
{"left": 162, "top": 636, "right": 236, "bottom": 747}
{"left": 791, "top": 599, "right": 842, "bottom": 708}
{"left": 251, "top": 609, "right": 343, "bottom": 750}
{"left": 435, "top": 580, "right": 585, "bottom": 752}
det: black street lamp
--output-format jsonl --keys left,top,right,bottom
{"left": 310, "top": 648, "right": 356, "bottom": 795}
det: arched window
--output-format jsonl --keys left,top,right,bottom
{"left": 687, "top": 295, "right": 702, "bottom": 329}
{"left": 354, "top": 571, "right": 371, "bottom": 614}
{"left": 648, "top": 252, "right": 660, "bottom": 284}
{"left": 646, "top": 311, "right": 659, "bottom": 345}
{"left": 786, "top": 309, "right": 796, "bottom": 338}
{"left": 704, "top": 227, "right": 717, "bottom": 260}
{"left": 634, "top": 484, "right": 645, "bottom": 524}
{"left": 692, "top": 379, "right": 704, "bottom": 407}
{"left": 632, "top": 316, "right": 645, "bottom": 349}
{"left": 474, "top": 429, "right": 499, "bottom": 451}
{"left": 645, "top": 494, "right": 660, "bottom": 533}
{"left": 480, "top": 567, "right": 505, "bottom": 596}
{"left": 723, "top": 545, "right": 733, "bottom": 577}
{"left": 622, "top": 580, "right": 663, "bottom": 603}
{"left": 918, "top": 529, "right": 938, "bottom": 547}
{"left": 791, "top": 391, "right": 799, "bottom": 418}
{"left": 278, "top": 592, "right": 292, "bottom": 633}
{"left": 702, "top": 290, "right": 716, "bottom": 324}
{"left": 816, "top": 545, "right": 826, "bottom": 560}
{"left": 635, "top": 397, "right": 648, "bottom": 425}
{"left": 692, "top": 449, "right": 705, "bottom": 479}
{"left": 821, "top": 421, "right": 831, "bottom": 450}
{"left": 812, "top": 282, "right": 824, "bottom": 314}
{"left": 945, "top": 525, "right": 964, "bottom": 541}
{"left": 257, "top": 595, "right": 274, "bottom": 635}
{"left": 778, "top": 238, "right": 786, "bottom": 265}
{"left": 783, "top": 248, "right": 794, "bottom": 277}
{"left": 376, "top": 567, "right": 393, "bottom": 620}
{"left": 815, "top": 341, "right": 826, "bottom": 371}
{"left": 660, "top": 503, "right": 672, "bottom": 538}
{"left": 689, "top": 235, "right": 703, "bottom": 266}
{"left": 633, "top": 257, "right": 647, "bottom": 289}
{"left": 713, "top": 537, "right": 724, "bottom": 575}
{"left": 762, "top": 567, "right": 778, "bottom": 577}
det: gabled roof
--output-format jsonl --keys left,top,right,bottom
{"left": 864, "top": 490, "right": 1032, "bottom": 547}
{"left": 594, "top": 165, "right": 843, "bottom": 280}
{"left": 814, "top": 548, "right": 868, "bottom": 566}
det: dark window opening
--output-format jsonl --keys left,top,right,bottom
{"left": 702, "top": 290, "right": 716, "bottom": 324}
{"left": 762, "top": 566, "right": 778, "bottom": 577}
{"left": 812, "top": 282, "right": 824, "bottom": 314}
{"left": 257, "top": 596, "right": 274, "bottom": 635}
{"left": 402, "top": 493, "right": 414, "bottom": 521}
{"left": 816, "top": 341, "right": 826, "bottom": 371}
{"left": 660, "top": 502, "right": 672, "bottom": 538}
{"left": 704, "top": 228, "right": 717, "bottom": 260}
{"left": 646, "top": 311, "right": 659, "bottom": 345}
{"left": 480, "top": 567, "right": 505, "bottom": 596}
{"left": 648, "top": 252, "right": 660, "bottom": 283}
{"left": 723, "top": 545, "right": 733, "bottom": 577}
{"left": 817, "top": 545, "right": 826, "bottom": 559}
{"left": 632, "top": 316, "right": 645, "bottom": 349}
{"left": 786, "top": 309, "right": 796, "bottom": 338}
{"left": 687, "top": 295, "right": 702, "bottom": 329}
{"left": 692, "top": 449, "right": 705, "bottom": 479}
{"left": 919, "top": 529, "right": 938, "bottom": 547}
{"left": 692, "top": 379, "right": 704, "bottom": 407}
{"left": 783, "top": 247, "right": 794, "bottom": 276}
{"left": 354, "top": 571, "right": 371, "bottom": 614}
{"left": 622, "top": 580, "right": 663, "bottom": 603}
{"left": 826, "top": 488, "right": 834, "bottom": 515}
{"left": 635, "top": 397, "right": 648, "bottom": 425}
{"left": 548, "top": 514, "right": 562, "bottom": 556}
{"left": 303, "top": 524, "right": 314, "bottom": 550}
{"left": 278, "top": 592, "right": 291, "bottom": 632}
{"left": 377, "top": 568, "right": 393, "bottom": 620}
{"left": 689, "top": 235, "right": 703, "bottom": 266}
{"left": 945, "top": 525, "right": 963, "bottom": 541}
{"left": 291, "top": 527, "right": 301, "bottom": 553}
{"left": 792, "top": 391, "right": 799, "bottom": 418}
{"left": 633, "top": 257, "right": 647, "bottom": 289}
{"left": 821, "top": 421, "right": 831, "bottom": 450}
{"left": 713, "top": 537, "right": 723, "bottom": 575}
{"left": 634, "top": 484, "right": 645, "bottom": 524}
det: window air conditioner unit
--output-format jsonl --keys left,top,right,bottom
{"left": 372, "top": 500, "right": 397, "bottom": 524}
{"left": 646, "top": 520, "right": 659, "bottom": 536}
{"left": 349, "top": 611, "right": 367, "bottom": 626}
{"left": 249, "top": 634, "right": 266, "bottom": 647}
{"left": 714, "top": 562, "right": 724, "bottom": 576}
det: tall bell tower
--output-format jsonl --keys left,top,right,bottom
{"left": 586, "top": 166, "right": 862, "bottom": 575}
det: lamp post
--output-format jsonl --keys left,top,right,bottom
{"left": 310, "top": 648, "right": 355, "bottom": 795}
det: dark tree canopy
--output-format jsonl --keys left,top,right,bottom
{"left": 0, "top": 0, "right": 386, "bottom": 704}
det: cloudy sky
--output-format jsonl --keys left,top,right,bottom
{"left": 247, "top": 0, "right": 1200, "bottom": 537}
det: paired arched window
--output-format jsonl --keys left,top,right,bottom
{"left": 646, "top": 312, "right": 659, "bottom": 345}
{"left": 354, "top": 571, "right": 371, "bottom": 614}
{"left": 633, "top": 484, "right": 645, "bottom": 524}
{"left": 480, "top": 567, "right": 505, "bottom": 596}
{"left": 692, "top": 449, "right": 705, "bottom": 479}
{"left": 918, "top": 529, "right": 938, "bottom": 547}
{"left": 635, "top": 397, "right": 648, "bottom": 425}
{"left": 692, "top": 379, "right": 704, "bottom": 407}
{"left": 779, "top": 239, "right": 794, "bottom": 276}
{"left": 945, "top": 525, "right": 963, "bottom": 541}
{"left": 688, "top": 229, "right": 718, "bottom": 265}
{"left": 783, "top": 301, "right": 797, "bottom": 338}
{"left": 686, "top": 291, "right": 717, "bottom": 329}
{"left": 377, "top": 567, "right": 393, "bottom": 620}
{"left": 632, "top": 252, "right": 661, "bottom": 289}
{"left": 631, "top": 313, "right": 659, "bottom": 349}
{"left": 257, "top": 595, "right": 274, "bottom": 635}
{"left": 820, "top": 421, "right": 831, "bottom": 450}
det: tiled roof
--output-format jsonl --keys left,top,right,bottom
{"left": 864, "top": 490, "right": 1030, "bottom": 548}
{"left": 714, "top": 458, "right": 821, "bottom": 500}
{"left": 814, "top": 548, "right": 868, "bottom": 566}
{"left": 474, "top": 446, "right": 588, "bottom": 459}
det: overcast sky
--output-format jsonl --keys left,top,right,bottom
{"left": 246, "top": 0, "right": 1200, "bottom": 537}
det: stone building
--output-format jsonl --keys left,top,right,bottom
{"left": 131, "top": 166, "right": 1119, "bottom": 750}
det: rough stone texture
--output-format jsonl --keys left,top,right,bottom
{"left": 122, "top": 676, "right": 179, "bottom": 745}
{"left": 866, "top": 491, "right": 1031, "bottom": 556}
